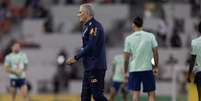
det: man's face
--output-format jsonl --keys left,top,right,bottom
{"left": 12, "top": 43, "right": 21, "bottom": 53}
{"left": 78, "top": 6, "right": 88, "bottom": 23}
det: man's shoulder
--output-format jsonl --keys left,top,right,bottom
{"left": 91, "top": 18, "right": 102, "bottom": 29}
{"left": 192, "top": 38, "right": 196, "bottom": 44}
{"left": 5, "top": 53, "right": 12, "bottom": 59}
{"left": 126, "top": 32, "right": 136, "bottom": 40}
{"left": 142, "top": 31, "right": 155, "bottom": 37}
{"left": 192, "top": 38, "right": 200, "bottom": 46}
{"left": 19, "top": 52, "right": 27, "bottom": 56}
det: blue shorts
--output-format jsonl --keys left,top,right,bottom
{"left": 10, "top": 78, "right": 26, "bottom": 89}
{"left": 195, "top": 72, "right": 201, "bottom": 87}
{"left": 112, "top": 81, "right": 123, "bottom": 92}
{"left": 128, "top": 70, "right": 155, "bottom": 92}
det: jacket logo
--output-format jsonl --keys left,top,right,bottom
{"left": 91, "top": 79, "right": 98, "bottom": 83}
{"left": 90, "top": 27, "right": 97, "bottom": 36}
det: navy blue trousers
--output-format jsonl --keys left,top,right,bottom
{"left": 81, "top": 70, "right": 108, "bottom": 101}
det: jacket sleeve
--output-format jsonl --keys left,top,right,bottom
{"left": 74, "top": 27, "right": 98, "bottom": 60}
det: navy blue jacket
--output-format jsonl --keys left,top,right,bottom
{"left": 74, "top": 17, "right": 107, "bottom": 71}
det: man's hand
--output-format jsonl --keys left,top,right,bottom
{"left": 15, "top": 69, "right": 23, "bottom": 77}
{"left": 66, "top": 57, "right": 77, "bottom": 65}
{"left": 153, "top": 67, "right": 159, "bottom": 77}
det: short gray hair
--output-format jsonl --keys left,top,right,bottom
{"left": 80, "top": 3, "right": 94, "bottom": 16}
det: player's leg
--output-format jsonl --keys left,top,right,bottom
{"left": 81, "top": 71, "right": 92, "bottom": 101}
{"left": 10, "top": 79, "right": 17, "bottom": 101}
{"left": 147, "top": 91, "right": 156, "bottom": 101}
{"left": 122, "top": 92, "right": 128, "bottom": 101}
{"left": 109, "top": 86, "right": 117, "bottom": 101}
{"left": 10, "top": 87, "right": 17, "bottom": 101}
{"left": 121, "top": 84, "right": 128, "bottom": 101}
{"left": 90, "top": 70, "right": 108, "bottom": 101}
{"left": 142, "top": 71, "right": 156, "bottom": 101}
{"left": 19, "top": 85, "right": 29, "bottom": 101}
{"left": 109, "top": 81, "right": 121, "bottom": 101}
{"left": 132, "top": 91, "right": 140, "bottom": 101}
{"left": 18, "top": 79, "right": 29, "bottom": 101}
{"left": 128, "top": 72, "right": 141, "bottom": 101}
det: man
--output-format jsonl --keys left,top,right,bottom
{"left": 124, "top": 17, "right": 159, "bottom": 101}
{"left": 109, "top": 54, "right": 128, "bottom": 101}
{"left": 187, "top": 21, "right": 201, "bottom": 101}
{"left": 66, "top": 3, "right": 108, "bottom": 101}
{"left": 4, "top": 41, "right": 29, "bottom": 101}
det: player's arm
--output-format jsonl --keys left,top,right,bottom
{"left": 151, "top": 34, "right": 159, "bottom": 68}
{"left": 152, "top": 47, "right": 159, "bottom": 76}
{"left": 151, "top": 34, "right": 159, "bottom": 76}
{"left": 4, "top": 56, "right": 17, "bottom": 75}
{"left": 23, "top": 54, "right": 29, "bottom": 71}
{"left": 74, "top": 27, "right": 98, "bottom": 60}
{"left": 188, "top": 41, "right": 197, "bottom": 82}
{"left": 124, "top": 52, "right": 130, "bottom": 74}
{"left": 110, "top": 61, "right": 116, "bottom": 80}
{"left": 123, "top": 37, "right": 130, "bottom": 79}
{"left": 152, "top": 47, "right": 159, "bottom": 68}
{"left": 23, "top": 64, "right": 28, "bottom": 71}
{"left": 124, "top": 52, "right": 130, "bottom": 83}
{"left": 187, "top": 55, "right": 196, "bottom": 82}
{"left": 4, "top": 64, "right": 18, "bottom": 75}
{"left": 188, "top": 55, "right": 196, "bottom": 74}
